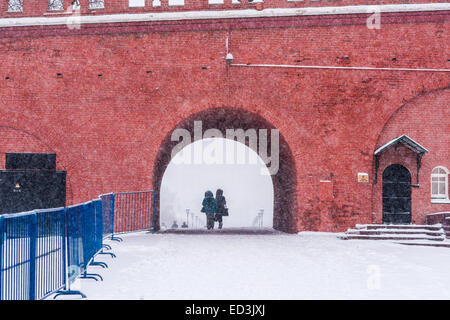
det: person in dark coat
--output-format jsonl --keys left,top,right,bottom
{"left": 215, "top": 189, "right": 226, "bottom": 229}
{"left": 202, "top": 190, "right": 217, "bottom": 230}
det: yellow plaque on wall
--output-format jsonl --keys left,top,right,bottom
{"left": 358, "top": 173, "right": 369, "bottom": 183}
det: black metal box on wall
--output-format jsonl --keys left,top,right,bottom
{"left": 6, "top": 153, "right": 57, "bottom": 170}
{"left": 0, "top": 153, "right": 66, "bottom": 214}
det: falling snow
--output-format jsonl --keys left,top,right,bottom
{"left": 53, "top": 230, "right": 450, "bottom": 300}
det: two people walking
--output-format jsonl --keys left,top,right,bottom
{"left": 202, "top": 189, "right": 227, "bottom": 230}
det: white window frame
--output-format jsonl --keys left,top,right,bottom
{"left": 431, "top": 166, "right": 449, "bottom": 203}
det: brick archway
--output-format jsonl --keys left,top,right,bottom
{"left": 152, "top": 107, "right": 298, "bottom": 233}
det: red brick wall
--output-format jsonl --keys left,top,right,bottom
{"left": 0, "top": 9, "right": 448, "bottom": 232}
{"left": 0, "top": 0, "right": 448, "bottom": 18}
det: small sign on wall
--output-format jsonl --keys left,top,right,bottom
{"left": 358, "top": 172, "right": 369, "bottom": 183}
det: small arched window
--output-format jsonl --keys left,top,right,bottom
{"left": 431, "top": 166, "right": 449, "bottom": 200}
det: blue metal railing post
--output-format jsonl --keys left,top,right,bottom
{"left": 79, "top": 201, "right": 102, "bottom": 282}
{"left": 53, "top": 206, "right": 87, "bottom": 299}
{"left": 89, "top": 200, "right": 108, "bottom": 268}
{"left": 62, "top": 208, "right": 68, "bottom": 291}
{"left": 0, "top": 215, "right": 4, "bottom": 300}
{"left": 110, "top": 194, "right": 122, "bottom": 242}
{"left": 29, "top": 213, "right": 37, "bottom": 300}
{"left": 98, "top": 194, "right": 116, "bottom": 257}
{"left": 152, "top": 191, "right": 156, "bottom": 233}
{"left": 111, "top": 194, "right": 115, "bottom": 238}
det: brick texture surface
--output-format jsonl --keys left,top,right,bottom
{"left": 0, "top": 4, "right": 448, "bottom": 232}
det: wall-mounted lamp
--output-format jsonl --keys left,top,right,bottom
{"left": 225, "top": 35, "right": 233, "bottom": 63}
{"left": 226, "top": 53, "right": 234, "bottom": 63}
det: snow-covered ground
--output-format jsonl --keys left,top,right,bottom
{"left": 55, "top": 229, "right": 450, "bottom": 300}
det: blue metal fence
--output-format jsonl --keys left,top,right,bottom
{"left": 0, "top": 211, "right": 36, "bottom": 300}
{"left": 35, "top": 208, "right": 65, "bottom": 300}
{"left": 65, "top": 203, "right": 84, "bottom": 286}
{"left": 114, "top": 191, "right": 155, "bottom": 234}
{"left": 0, "top": 190, "right": 155, "bottom": 300}
{"left": 100, "top": 193, "right": 120, "bottom": 242}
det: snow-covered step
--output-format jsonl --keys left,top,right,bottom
{"left": 354, "top": 224, "right": 442, "bottom": 231}
{"left": 343, "top": 234, "right": 445, "bottom": 241}
{"left": 345, "top": 229, "right": 444, "bottom": 236}
{"left": 395, "top": 240, "right": 450, "bottom": 248}
{"left": 342, "top": 224, "right": 446, "bottom": 242}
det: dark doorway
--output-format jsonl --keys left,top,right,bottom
{"left": 382, "top": 164, "right": 411, "bottom": 224}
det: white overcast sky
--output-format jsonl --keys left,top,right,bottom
{"left": 160, "top": 138, "right": 274, "bottom": 229}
